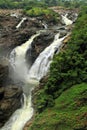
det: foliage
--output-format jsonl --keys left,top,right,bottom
{"left": 24, "top": 7, "right": 52, "bottom": 16}
{"left": 33, "top": 6, "right": 87, "bottom": 113}
{"left": 0, "top": 0, "right": 22, "bottom": 9}
{"left": 0, "top": 0, "right": 87, "bottom": 9}
{"left": 27, "top": 8, "right": 87, "bottom": 130}
{"left": 29, "top": 83, "right": 87, "bottom": 130}
{"left": 23, "top": 7, "right": 58, "bottom": 23}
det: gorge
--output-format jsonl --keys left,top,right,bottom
{"left": 0, "top": 8, "right": 77, "bottom": 130}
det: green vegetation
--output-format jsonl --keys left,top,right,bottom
{"left": 28, "top": 6, "right": 87, "bottom": 130}
{"left": 0, "top": 0, "right": 22, "bottom": 9}
{"left": 0, "top": 0, "right": 87, "bottom": 9}
{"left": 24, "top": 7, "right": 58, "bottom": 23}
{"left": 24, "top": 7, "right": 54, "bottom": 17}
{"left": 29, "top": 83, "right": 87, "bottom": 130}
{"left": 33, "top": 6, "right": 87, "bottom": 113}
{"left": 0, "top": 0, "right": 87, "bottom": 129}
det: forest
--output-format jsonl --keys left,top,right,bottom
{"left": 0, "top": 0, "right": 86, "bottom": 9}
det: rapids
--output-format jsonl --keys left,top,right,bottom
{"left": 27, "top": 33, "right": 66, "bottom": 80}
{"left": 61, "top": 14, "right": 73, "bottom": 25}
{"left": 16, "top": 17, "right": 27, "bottom": 29}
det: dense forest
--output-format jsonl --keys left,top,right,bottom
{"left": 0, "top": 0, "right": 86, "bottom": 9}
{"left": 28, "top": 5, "right": 87, "bottom": 130}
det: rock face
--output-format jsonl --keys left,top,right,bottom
{"left": 0, "top": 12, "right": 44, "bottom": 57}
{"left": 0, "top": 85, "right": 22, "bottom": 127}
{"left": 0, "top": 58, "right": 23, "bottom": 127}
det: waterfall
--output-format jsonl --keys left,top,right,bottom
{"left": 16, "top": 17, "right": 27, "bottom": 29}
{"left": 1, "top": 32, "right": 67, "bottom": 130}
{"left": 27, "top": 33, "right": 66, "bottom": 80}
{"left": 1, "top": 33, "right": 40, "bottom": 130}
{"left": 0, "top": 84, "right": 37, "bottom": 130}
{"left": 10, "top": 93, "right": 33, "bottom": 130}
{"left": 10, "top": 33, "right": 40, "bottom": 82}
{"left": 61, "top": 14, "right": 73, "bottom": 25}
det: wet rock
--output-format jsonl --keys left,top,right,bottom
{"left": 0, "top": 58, "right": 9, "bottom": 86}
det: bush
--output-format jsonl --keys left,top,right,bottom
{"left": 23, "top": 7, "right": 58, "bottom": 24}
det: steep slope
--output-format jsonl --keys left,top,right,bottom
{"left": 29, "top": 83, "right": 87, "bottom": 130}
{"left": 27, "top": 6, "right": 87, "bottom": 130}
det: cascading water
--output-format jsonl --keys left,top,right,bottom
{"left": 16, "top": 17, "right": 27, "bottom": 29}
{"left": 1, "top": 33, "right": 40, "bottom": 130}
{"left": 61, "top": 14, "right": 73, "bottom": 25}
{"left": 1, "top": 32, "right": 67, "bottom": 130}
{"left": 0, "top": 84, "right": 35, "bottom": 130}
{"left": 10, "top": 33, "right": 40, "bottom": 82}
{"left": 27, "top": 33, "right": 66, "bottom": 80}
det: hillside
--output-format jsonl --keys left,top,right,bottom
{"left": 27, "top": 6, "right": 87, "bottom": 130}
{"left": 28, "top": 83, "right": 87, "bottom": 130}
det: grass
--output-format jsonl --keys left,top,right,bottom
{"left": 28, "top": 83, "right": 87, "bottom": 130}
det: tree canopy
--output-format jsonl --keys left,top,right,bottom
{"left": 0, "top": 0, "right": 87, "bottom": 9}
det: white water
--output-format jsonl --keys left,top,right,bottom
{"left": 16, "top": 17, "right": 27, "bottom": 29}
{"left": 1, "top": 32, "right": 67, "bottom": 130}
{"left": 10, "top": 13, "right": 18, "bottom": 18}
{"left": 27, "top": 33, "right": 66, "bottom": 80}
{"left": 1, "top": 33, "right": 40, "bottom": 130}
{"left": 10, "top": 33, "right": 40, "bottom": 82}
{"left": 61, "top": 14, "right": 73, "bottom": 25}
{"left": 0, "top": 33, "right": 40, "bottom": 130}
{"left": 0, "top": 84, "right": 37, "bottom": 130}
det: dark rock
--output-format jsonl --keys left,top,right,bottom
{"left": 0, "top": 15, "right": 42, "bottom": 57}
{"left": 0, "top": 85, "right": 22, "bottom": 126}
{"left": 0, "top": 87, "right": 4, "bottom": 100}
{"left": 0, "top": 58, "right": 9, "bottom": 86}
{"left": 0, "top": 13, "right": 61, "bottom": 57}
